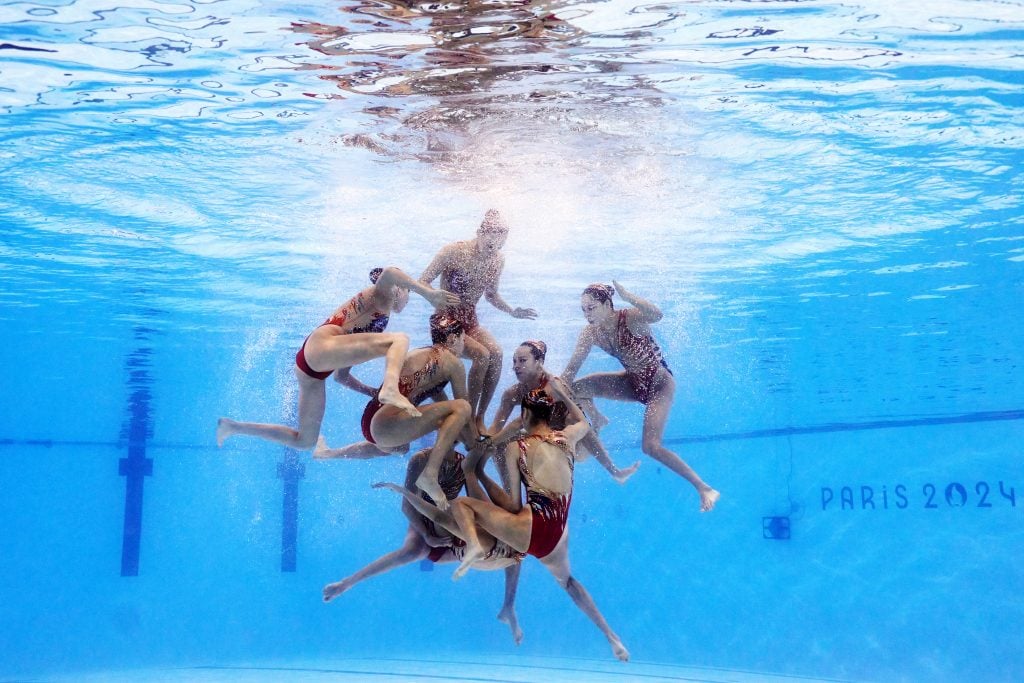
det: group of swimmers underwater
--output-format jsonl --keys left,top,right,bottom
{"left": 217, "top": 209, "right": 720, "bottom": 661}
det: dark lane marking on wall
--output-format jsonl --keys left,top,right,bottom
{"left": 119, "top": 329, "right": 155, "bottom": 577}
{"left": 660, "top": 408, "right": 1024, "bottom": 445}
{"left": 5, "top": 407, "right": 1024, "bottom": 455}
{"left": 277, "top": 447, "right": 305, "bottom": 572}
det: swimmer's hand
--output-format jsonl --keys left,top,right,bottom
{"left": 613, "top": 279, "right": 662, "bottom": 322}
{"left": 426, "top": 288, "right": 461, "bottom": 310}
{"left": 511, "top": 307, "right": 537, "bottom": 320}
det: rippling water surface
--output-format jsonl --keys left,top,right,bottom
{"left": 2, "top": 1, "right": 1023, "bottom": 680}
{"left": 3, "top": 0, "right": 1022, "bottom": 425}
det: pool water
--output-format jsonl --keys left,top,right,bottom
{"left": 1, "top": 0, "right": 1023, "bottom": 681}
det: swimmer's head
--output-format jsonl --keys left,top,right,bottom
{"left": 476, "top": 210, "right": 508, "bottom": 255}
{"left": 513, "top": 340, "right": 547, "bottom": 382}
{"left": 521, "top": 388, "right": 555, "bottom": 425}
{"left": 581, "top": 283, "right": 615, "bottom": 323}
{"left": 430, "top": 312, "right": 464, "bottom": 352}
{"left": 478, "top": 209, "right": 508, "bottom": 235}
{"left": 520, "top": 340, "right": 547, "bottom": 361}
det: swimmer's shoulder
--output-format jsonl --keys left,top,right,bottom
{"left": 440, "top": 347, "right": 465, "bottom": 373}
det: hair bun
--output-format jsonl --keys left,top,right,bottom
{"left": 583, "top": 283, "right": 614, "bottom": 304}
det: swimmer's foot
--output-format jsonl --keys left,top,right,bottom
{"left": 700, "top": 487, "right": 720, "bottom": 512}
{"left": 497, "top": 606, "right": 524, "bottom": 646}
{"left": 452, "top": 542, "right": 485, "bottom": 581}
{"left": 610, "top": 635, "right": 630, "bottom": 662}
{"left": 613, "top": 460, "right": 641, "bottom": 485}
{"left": 216, "top": 418, "right": 235, "bottom": 447}
{"left": 378, "top": 385, "right": 421, "bottom": 418}
{"left": 322, "top": 580, "right": 350, "bottom": 603}
{"left": 415, "top": 472, "right": 449, "bottom": 511}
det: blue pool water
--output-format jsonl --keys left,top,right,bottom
{"left": 2, "top": 0, "right": 1023, "bottom": 680}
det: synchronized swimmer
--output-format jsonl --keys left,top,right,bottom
{"left": 217, "top": 267, "right": 457, "bottom": 451}
{"left": 218, "top": 210, "right": 719, "bottom": 659}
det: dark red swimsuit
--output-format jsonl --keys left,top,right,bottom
{"left": 295, "top": 293, "right": 390, "bottom": 381}
{"left": 361, "top": 347, "right": 448, "bottom": 444}
{"left": 517, "top": 431, "right": 574, "bottom": 559}
{"left": 594, "top": 309, "right": 672, "bottom": 404}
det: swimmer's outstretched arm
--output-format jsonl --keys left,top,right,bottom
{"left": 546, "top": 377, "right": 591, "bottom": 448}
{"left": 489, "top": 416, "right": 524, "bottom": 450}
{"left": 612, "top": 280, "right": 662, "bottom": 323}
{"left": 475, "top": 453, "right": 520, "bottom": 513}
{"left": 445, "top": 354, "right": 481, "bottom": 445}
{"left": 333, "top": 367, "right": 376, "bottom": 397}
{"left": 502, "top": 441, "right": 524, "bottom": 510}
{"left": 560, "top": 326, "right": 596, "bottom": 385}
{"left": 418, "top": 243, "right": 455, "bottom": 286}
{"left": 376, "top": 266, "right": 459, "bottom": 310}
{"left": 486, "top": 386, "right": 519, "bottom": 435}
{"left": 484, "top": 258, "right": 537, "bottom": 319}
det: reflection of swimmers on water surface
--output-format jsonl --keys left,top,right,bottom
{"left": 323, "top": 445, "right": 525, "bottom": 643}
{"left": 316, "top": 313, "right": 480, "bottom": 509}
{"left": 420, "top": 209, "right": 537, "bottom": 427}
{"left": 216, "top": 267, "right": 458, "bottom": 451}
{"left": 487, "top": 340, "right": 639, "bottom": 483}
{"left": 561, "top": 281, "right": 720, "bottom": 512}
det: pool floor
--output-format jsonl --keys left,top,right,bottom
{"left": 38, "top": 655, "right": 852, "bottom": 682}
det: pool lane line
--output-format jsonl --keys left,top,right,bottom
{"left": 3, "top": 407, "right": 1022, "bottom": 453}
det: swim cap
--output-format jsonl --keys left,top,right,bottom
{"left": 478, "top": 209, "right": 508, "bottom": 234}
{"left": 582, "top": 283, "right": 614, "bottom": 305}
{"left": 520, "top": 340, "right": 547, "bottom": 361}
{"left": 521, "top": 388, "right": 555, "bottom": 423}
{"left": 430, "top": 312, "right": 464, "bottom": 345}
{"left": 369, "top": 267, "right": 384, "bottom": 284}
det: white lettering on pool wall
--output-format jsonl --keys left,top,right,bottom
{"left": 820, "top": 481, "right": 1017, "bottom": 510}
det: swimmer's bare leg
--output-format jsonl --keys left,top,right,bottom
{"left": 497, "top": 562, "right": 524, "bottom": 645}
{"left": 216, "top": 373, "right": 326, "bottom": 450}
{"left": 644, "top": 384, "right": 719, "bottom": 512}
{"left": 470, "top": 326, "right": 503, "bottom": 424}
{"left": 373, "top": 333, "right": 420, "bottom": 417}
{"left": 540, "top": 544, "right": 629, "bottom": 662}
{"left": 461, "top": 333, "right": 490, "bottom": 423}
{"left": 314, "top": 436, "right": 408, "bottom": 460}
{"left": 578, "top": 397, "right": 610, "bottom": 433}
{"left": 412, "top": 400, "right": 472, "bottom": 511}
{"left": 450, "top": 497, "right": 488, "bottom": 580}
{"left": 374, "top": 481, "right": 464, "bottom": 539}
{"left": 323, "top": 529, "right": 428, "bottom": 602}
{"left": 580, "top": 432, "right": 639, "bottom": 484}
{"left": 574, "top": 373, "right": 639, "bottom": 433}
